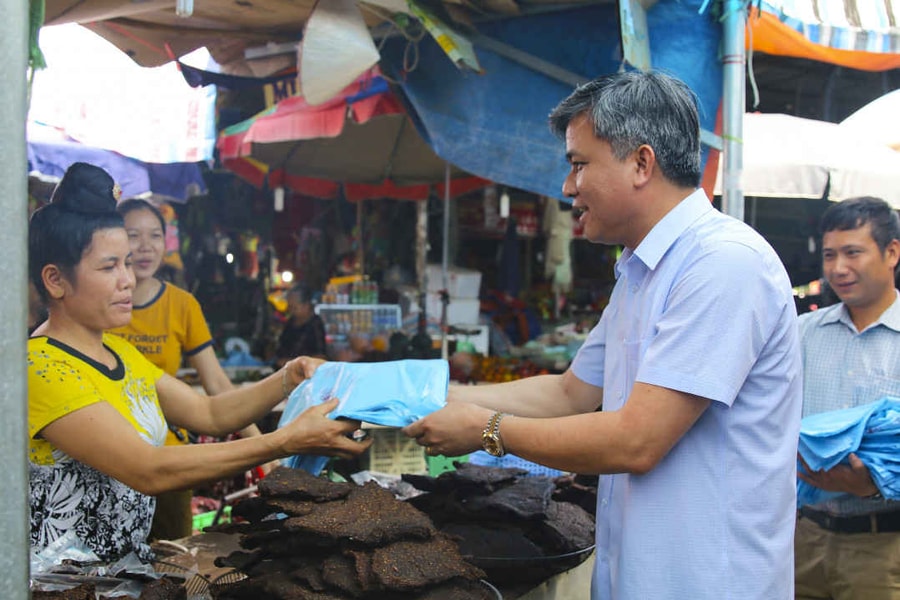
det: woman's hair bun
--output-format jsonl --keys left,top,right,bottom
{"left": 50, "top": 162, "right": 121, "bottom": 214}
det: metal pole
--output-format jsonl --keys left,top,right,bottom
{"left": 720, "top": 0, "right": 747, "bottom": 221}
{"left": 441, "top": 162, "right": 450, "bottom": 360}
{"left": 416, "top": 198, "right": 427, "bottom": 334}
{"left": 0, "top": 0, "right": 31, "bottom": 597}
{"left": 356, "top": 199, "right": 364, "bottom": 277}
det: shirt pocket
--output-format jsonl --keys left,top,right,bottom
{"left": 853, "top": 375, "right": 900, "bottom": 406}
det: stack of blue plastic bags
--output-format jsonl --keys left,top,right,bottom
{"left": 798, "top": 397, "right": 900, "bottom": 507}
{"left": 277, "top": 359, "right": 449, "bottom": 475}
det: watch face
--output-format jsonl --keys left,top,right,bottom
{"left": 483, "top": 436, "right": 502, "bottom": 456}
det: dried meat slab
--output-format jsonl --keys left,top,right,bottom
{"left": 138, "top": 577, "right": 187, "bottom": 600}
{"left": 530, "top": 500, "right": 596, "bottom": 555}
{"left": 214, "top": 549, "right": 265, "bottom": 573}
{"left": 284, "top": 482, "right": 435, "bottom": 546}
{"left": 32, "top": 583, "right": 96, "bottom": 600}
{"left": 370, "top": 534, "right": 485, "bottom": 591}
{"left": 441, "top": 522, "right": 544, "bottom": 560}
{"left": 268, "top": 497, "right": 319, "bottom": 516}
{"left": 258, "top": 467, "right": 353, "bottom": 501}
{"left": 207, "top": 517, "right": 291, "bottom": 537}
{"left": 407, "top": 464, "right": 526, "bottom": 496}
{"left": 321, "top": 553, "right": 365, "bottom": 598}
{"left": 212, "top": 573, "right": 347, "bottom": 600}
{"left": 463, "top": 477, "right": 556, "bottom": 520}
{"left": 344, "top": 549, "right": 374, "bottom": 592}
{"left": 228, "top": 496, "right": 319, "bottom": 524}
{"left": 448, "top": 463, "right": 526, "bottom": 482}
{"left": 411, "top": 578, "right": 497, "bottom": 600}
{"left": 241, "top": 529, "right": 337, "bottom": 554}
{"left": 231, "top": 497, "right": 277, "bottom": 522}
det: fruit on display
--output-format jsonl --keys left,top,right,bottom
{"left": 450, "top": 353, "right": 550, "bottom": 383}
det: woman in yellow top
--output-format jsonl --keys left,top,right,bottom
{"left": 27, "top": 162, "right": 370, "bottom": 562}
{"left": 109, "top": 198, "right": 272, "bottom": 541}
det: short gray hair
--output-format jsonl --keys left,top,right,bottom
{"left": 549, "top": 70, "right": 701, "bottom": 188}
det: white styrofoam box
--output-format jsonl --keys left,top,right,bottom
{"left": 425, "top": 264, "right": 483, "bottom": 298}
{"left": 425, "top": 294, "right": 481, "bottom": 325}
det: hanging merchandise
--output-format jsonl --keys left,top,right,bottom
{"left": 239, "top": 232, "right": 260, "bottom": 279}
{"left": 157, "top": 202, "right": 185, "bottom": 272}
{"left": 542, "top": 197, "right": 573, "bottom": 295}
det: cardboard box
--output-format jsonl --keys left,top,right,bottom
{"left": 425, "top": 294, "right": 481, "bottom": 325}
{"left": 425, "top": 264, "right": 483, "bottom": 298}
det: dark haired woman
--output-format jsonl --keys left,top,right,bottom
{"left": 274, "top": 285, "right": 327, "bottom": 367}
{"left": 27, "top": 162, "right": 370, "bottom": 562}
{"left": 109, "top": 198, "right": 274, "bottom": 542}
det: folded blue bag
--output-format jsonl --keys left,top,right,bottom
{"left": 276, "top": 359, "right": 449, "bottom": 475}
{"left": 798, "top": 397, "right": 900, "bottom": 507}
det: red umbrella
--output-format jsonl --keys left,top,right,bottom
{"left": 217, "top": 72, "right": 488, "bottom": 201}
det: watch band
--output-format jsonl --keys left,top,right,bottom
{"left": 482, "top": 411, "right": 508, "bottom": 456}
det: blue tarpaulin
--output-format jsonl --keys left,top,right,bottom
{"left": 798, "top": 397, "right": 900, "bottom": 507}
{"left": 27, "top": 139, "right": 207, "bottom": 202}
{"left": 379, "top": 0, "right": 722, "bottom": 201}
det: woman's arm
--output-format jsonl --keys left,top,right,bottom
{"left": 187, "top": 346, "right": 266, "bottom": 441}
{"left": 159, "top": 356, "right": 321, "bottom": 437}
{"left": 37, "top": 396, "right": 369, "bottom": 496}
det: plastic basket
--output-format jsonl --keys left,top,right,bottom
{"left": 467, "top": 451, "right": 564, "bottom": 478}
{"left": 191, "top": 505, "right": 231, "bottom": 532}
{"left": 152, "top": 559, "right": 212, "bottom": 599}
{"left": 427, "top": 453, "right": 469, "bottom": 477}
{"left": 363, "top": 428, "right": 427, "bottom": 475}
{"left": 211, "top": 569, "right": 501, "bottom": 599}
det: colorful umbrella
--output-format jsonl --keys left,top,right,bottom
{"left": 840, "top": 89, "right": 900, "bottom": 151}
{"left": 713, "top": 112, "right": 900, "bottom": 207}
{"left": 216, "top": 72, "right": 488, "bottom": 201}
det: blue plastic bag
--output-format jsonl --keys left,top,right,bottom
{"left": 277, "top": 359, "right": 449, "bottom": 475}
{"left": 798, "top": 397, "right": 900, "bottom": 507}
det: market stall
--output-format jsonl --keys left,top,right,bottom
{"left": 136, "top": 463, "right": 597, "bottom": 600}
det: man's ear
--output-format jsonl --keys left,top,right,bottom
{"left": 633, "top": 144, "right": 656, "bottom": 187}
{"left": 42, "top": 265, "right": 66, "bottom": 300}
{"left": 886, "top": 238, "right": 900, "bottom": 271}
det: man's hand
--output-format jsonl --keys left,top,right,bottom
{"left": 798, "top": 452, "right": 880, "bottom": 498}
{"left": 402, "top": 402, "right": 495, "bottom": 458}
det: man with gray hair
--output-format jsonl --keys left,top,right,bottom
{"left": 404, "top": 70, "right": 802, "bottom": 599}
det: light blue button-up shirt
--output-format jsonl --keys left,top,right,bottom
{"left": 798, "top": 293, "right": 900, "bottom": 516}
{"left": 571, "top": 189, "right": 802, "bottom": 600}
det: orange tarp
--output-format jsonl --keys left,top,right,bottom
{"left": 748, "top": 8, "right": 900, "bottom": 72}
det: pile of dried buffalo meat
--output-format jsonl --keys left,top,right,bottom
{"left": 402, "top": 463, "right": 597, "bottom": 584}
{"left": 209, "top": 466, "right": 495, "bottom": 599}
{"left": 31, "top": 577, "right": 185, "bottom": 600}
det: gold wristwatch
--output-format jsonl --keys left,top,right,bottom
{"left": 482, "top": 412, "right": 508, "bottom": 457}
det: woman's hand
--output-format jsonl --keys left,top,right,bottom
{"left": 279, "top": 397, "right": 372, "bottom": 459}
{"left": 284, "top": 356, "right": 326, "bottom": 387}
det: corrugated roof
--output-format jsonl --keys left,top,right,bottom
{"left": 43, "top": 0, "right": 608, "bottom": 69}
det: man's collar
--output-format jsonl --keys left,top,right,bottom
{"left": 829, "top": 290, "right": 900, "bottom": 332}
{"left": 631, "top": 189, "right": 712, "bottom": 271}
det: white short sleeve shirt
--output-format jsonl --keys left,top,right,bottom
{"left": 571, "top": 190, "right": 802, "bottom": 600}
